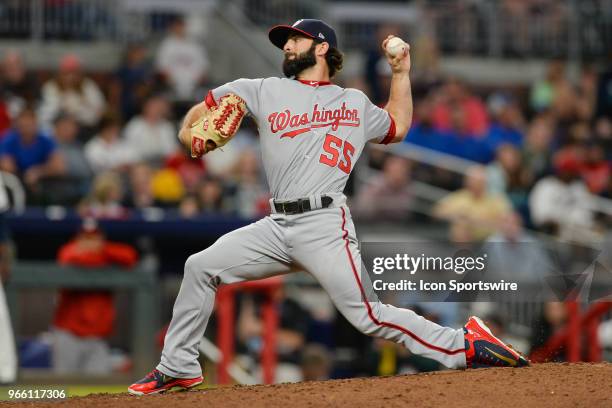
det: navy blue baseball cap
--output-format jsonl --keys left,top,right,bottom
{"left": 269, "top": 19, "right": 338, "bottom": 50}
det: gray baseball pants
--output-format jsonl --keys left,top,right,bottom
{"left": 157, "top": 195, "right": 466, "bottom": 378}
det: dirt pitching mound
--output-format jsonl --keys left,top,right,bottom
{"left": 3, "top": 363, "right": 612, "bottom": 408}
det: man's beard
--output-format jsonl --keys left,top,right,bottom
{"left": 282, "top": 43, "right": 317, "bottom": 78}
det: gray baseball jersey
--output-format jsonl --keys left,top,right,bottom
{"left": 208, "top": 78, "right": 395, "bottom": 199}
{"left": 157, "top": 78, "right": 466, "bottom": 380}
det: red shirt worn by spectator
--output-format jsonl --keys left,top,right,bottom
{"left": 581, "top": 162, "right": 610, "bottom": 194}
{"left": 53, "top": 231, "right": 138, "bottom": 337}
{"left": 431, "top": 97, "right": 489, "bottom": 136}
{"left": 0, "top": 101, "right": 10, "bottom": 135}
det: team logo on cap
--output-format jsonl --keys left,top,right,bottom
{"left": 318, "top": 33, "right": 325, "bottom": 39}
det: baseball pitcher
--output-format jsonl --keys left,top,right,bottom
{"left": 129, "top": 19, "right": 528, "bottom": 395}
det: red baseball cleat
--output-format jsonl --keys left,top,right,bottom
{"left": 464, "top": 316, "right": 530, "bottom": 368}
{"left": 128, "top": 369, "right": 203, "bottom": 395}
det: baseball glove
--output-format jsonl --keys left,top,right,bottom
{"left": 190, "top": 93, "right": 247, "bottom": 158}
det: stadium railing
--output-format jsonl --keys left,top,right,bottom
{"left": 369, "top": 142, "right": 612, "bottom": 240}
{"left": 1, "top": 0, "right": 609, "bottom": 61}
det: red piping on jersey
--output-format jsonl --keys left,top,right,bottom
{"left": 380, "top": 113, "right": 397, "bottom": 145}
{"left": 297, "top": 79, "right": 332, "bottom": 87}
{"left": 339, "top": 207, "right": 466, "bottom": 356}
{"left": 205, "top": 91, "right": 217, "bottom": 109}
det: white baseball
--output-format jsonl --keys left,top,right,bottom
{"left": 386, "top": 37, "right": 408, "bottom": 57}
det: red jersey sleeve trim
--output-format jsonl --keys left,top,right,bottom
{"left": 205, "top": 90, "right": 217, "bottom": 109}
{"left": 380, "top": 113, "right": 397, "bottom": 145}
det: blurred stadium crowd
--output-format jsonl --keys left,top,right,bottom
{"left": 0, "top": 17, "right": 271, "bottom": 220}
{"left": 0, "top": 18, "right": 610, "bottom": 234}
{"left": 356, "top": 25, "right": 612, "bottom": 246}
{"left": 0, "top": 0, "right": 611, "bottom": 383}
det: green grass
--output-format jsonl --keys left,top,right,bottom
{"left": 0, "top": 384, "right": 212, "bottom": 400}
{"left": 66, "top": 385, "right": 129, "bottom": 396}
{"left": 67, "top": 383, "right": 212, "bottom": 397}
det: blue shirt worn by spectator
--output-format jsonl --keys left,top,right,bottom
{"left": 0, "top": 130, "right": 57, "bottom": 172}
{"left": 485, "top": 123, "right": 523, "bottom": 151}
{"left": 405, "top": 123, "right": 494, "bottom": 164}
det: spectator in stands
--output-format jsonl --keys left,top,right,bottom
{"left": 575, "top": 65, "right": 598, "bottom": 122}
{"left": 229, "top": 149, "right": 269, "bottom": 218}
{"left": 51, "top": 219, "right": 138, "bottom": 374}
{"left": 0, "top": 102, "right": 11, "bottom": 139}
{"left": 600, "top": 176, "right": 612, "bottom": 204}
{"left": 53, "top": 115, "right": 88, "bottom": 175}
{"left": 431, "top": 78, "right": 489, "bottom": 137}
{"left": 111, "top": 43, "right": 154, "bottom": 121}
{"left": 124, "top": 95, "right": 178, "bottom": 165}
{"left": 529, "top": 153, "right": 595, "bottom": 242}
{"left": 488, "top": 211, "right": 530, "bottom": 244}
{"left": 562, "top": 121, "right": 592, "bottom": 149}
{"left": 448, "top": 105, "right": 471, "bottom": 138}
{"left": 594, "top": 117, "right": 612, "bottom": 160}
{"left": 522, "top": 116, "right": 555, "bottom": 179}
{"left": 165, "top": 151, "right": 206, "bottom": 194}
{"left": 196, "top": 176, "right": 228, "bottom": 213}
{"left": 84, "top": 113, "right": 136, "bottom": 173}
{"left": 448, "top": 218, "right": 474, "bottom": 243}
{"left": 51, "top": 114, "right": 92, "bottom": 204}
{"left": 150, "top": 167, "right": 185, "bottom": 207}
{"left": 155, "top": 17, "right": 209, "bottom": 107}
{"left": 433, "top": 165, "right": 512, "bottom": 241}
{"left": 486, "top": 144, "right": 532, "bottom": 211}
{"left": 78, "top": 172, "right": 127, "bottom": 219}
{"left": 352, "top": 156, "right": 413, "bottom": 221}
{"left": 123, "top": 163, "right": 155, "bottom": 209}
{"left": 38, "top": 54, "right": 106, "bottom": 131}
{"left": 552, "top": 84, "right": 579, "bottom": 126}
{"left": 0, "top": 107, "right": 64, "bottom": 191}
{"left": 170, "top": 175, "right": 227, "bottom": 217}
{"left": 402, "top": 95, "right": 442, "bottom": 153}
{"left": 363, "top": 24, "right": 402, "bottom": 104}
{"left": 0, "top": 50, "right": 39, "bottom": 119}
{"left": 596, "top": 52, "right": 612, "bottom": 120}
{"left": 530, "top": 60, "right": 573, "bottom": 114}
{"left": 579, "top": 142, "right": 609, "bottom": 194}
{"left": 410, "top": 35, "right": 443, "bottom": 98}
{"left": 179, "top": 194, "right": 199, "bottom": 218}
{"left": 485, "top": 92, "right": 525, "bottom": 151}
